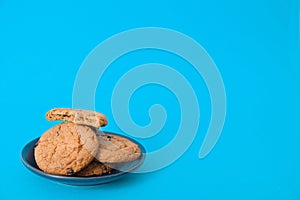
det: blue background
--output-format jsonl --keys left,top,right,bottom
{"left": 1, "top": 0, "right": 299, "bottom": 199}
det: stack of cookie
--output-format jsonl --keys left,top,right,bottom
{"left": 34, "top": 108, "right": 141, "bottom": 176}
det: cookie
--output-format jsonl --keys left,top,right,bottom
{"left": 76, "top": 160, "right": 112, "bottom": 177}
{"left": 46, "top": 108, "right": 108, "bottom": 128}
{"left": 105, "top": 161, "right": 139, "bottom": 172}
{"left": 95, "top": 133, "right": 141, "bottom": 163}
{"left": 34, "top": 122, "right": 98, "bottom": 175}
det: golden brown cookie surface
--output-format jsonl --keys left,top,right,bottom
{"left": 76, "top": 160, "right": 112, "bottom": 177}
{"left": 46, "top": 108, "right": 108, "bottom": 128}
{"left": 34, "top": 122, "right": 98, "bottom": 175}
{"left": 95, "top": 133, "right": 141, "bottom": 163}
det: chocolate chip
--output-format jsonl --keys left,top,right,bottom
{"left": 107, "top": 135, "right": 112, "bottom": 139}
{"left": 67, "top": 168, "right": 74, "bottom": 175}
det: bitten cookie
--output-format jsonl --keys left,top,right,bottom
{"left": 95, "top": 133, "right": 141, "bottom": 163}
{"left": 46, "top": 108, "right": 108, "bottom": 128}
{"left": 76, "top": 160, "right": 112, "bottom": 177}
{"left": 34, "top": 122, "right": 98, "bottom": 175}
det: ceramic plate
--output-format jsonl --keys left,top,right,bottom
{"left": 21, "top": 132, "right": 145, "bottom": 186}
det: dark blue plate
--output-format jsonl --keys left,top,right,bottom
{"left": 21, "top": 132, "right": 145, "bottom": 186}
